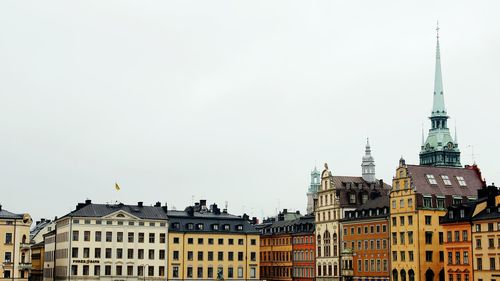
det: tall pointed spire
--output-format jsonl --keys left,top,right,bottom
{"left": 420, "top": 23, "right": 461, "bottom": 167}
{"left": 432, "top": 21, "right": 446, "bottom": 117}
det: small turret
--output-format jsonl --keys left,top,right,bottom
{"left": 361, "top": 138, "right": 376, "bottom": 183}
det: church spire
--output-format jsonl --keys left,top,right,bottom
{"left": 432, "top": 22, "right": 447, "bottom": 117}
{"left": 362, "top": 138, "right": 376, "bottom": 182}
{"left": 420, "top": 23, "right": 461, "bottom": 167}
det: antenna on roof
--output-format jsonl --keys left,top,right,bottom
{"left": 467, "top": 145, "right": 477, "bottom": 165}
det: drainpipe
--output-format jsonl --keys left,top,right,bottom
{"left": 13, "top": 218, "right": 17, "bottom": 281}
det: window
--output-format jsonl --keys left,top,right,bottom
{"left": 488, "top": 238, "right": 494, "bottom": 248}
{"left": 476, "top": 224, "right": 481, "bottom": 232}
{"left": 456, "top": 176, "right": 466, "bottom": 186}
{"left": 426, "top": 174, "right": 437, "bottom": 184}
{"left": 392, "top": 200, "right": 396, "bottom": 209}
{"left": 127, "top": 266, "right": 133, "bottom": 276}
{"left": 238, "top": 252, "right": 244, "bottom": 261}
{"left": 437, "top": 198, "right": 445, "bottom": 208}
{"left": 94, "top": 265, "right": 100, "bottom": 276}
{"left": 392, "top": 217, "right": 396, "bottom": 227}
{"left": 116, "top": 266, "right": 122, "bottom": 276}
{"left": 137, "top": 266, "right": 143, "bottom": 277}
{"left": 95, "top": 248, "right": 101, "bottom": 258}
{"left": 72, "top": 231, "right": 79, "bottom": 241}
{"left": 5, "top": 233, "right": 12, "bottom": 244}
{"left": 83, "top": 231, "right": 90, "bottom": 241}
{"left": 441, "top": 175, "right": 452, "bottom": 185}
{"left": 490, "top": 257, "right": 496, "bottom": 270}
{"left": 400, "top": 251, "right": 406, "bottom": 261}
{"left": 218, "top": 251, "right": 223, "bottom": 261}
{"left": 149, "top": 233, "right": 155, "bottom": 243}
{"left": 251, "top": 239, "right": 256, "bottom": 245}
{"left": 425, "top": 216, "right": 432, "bottom": 225}
{"left": 426, "top": 251, "right": 433, "bottom": 262}
{"left": 448, "top": 252, "right": 453, "bottom": 265}
{"left": 128, "top": 232, "right": 134, "bottom": 243}
{"left": 408, "top": 231, "right": 414, "bottom": 244}
{"left": 72, "top": 247, "right": 78, "bottom": 258}
{"left": 207, "top": 267, "right": 213, "bottom": 278}
{"left": 477, "top": 258, "right": 482, "bottom": 270}
{"left": 424, "top": 197, "right": 432, "bottom": 208}
{"left": 455, "top": 252, "right": 461, "bottom": 264}
{"left": 72, "top": 265, "right": 78, "bottom": 276}
{"left": 400, "top": 216, "right": 405, "bottom": 226}
{"left": 464, "top": 251, "right": 469, "bottom": 264}
{"left": 188, "top": 238, "right": 194, "bottom": 244}
{"left": 476, "top": 238, "right": 482, "bottom": 249}
{"left": 218, "top": 238, "right": 224, "bottom": 245}
{"left": 349, "top": 193, "right": 356, "bottom": 204}
{"left": 197, "top": 267, "right": 203, "bottom": 278}
{"left": 425, "top": 232, "right": 433, "bottom": 244}
{"left": 105, "top": 265, "right": 111, "bottom": 276}
{"left": 197, "top": 251, "right": 203, "bottom": 261}
{"left": 173, "top": 267, "right": 179, "bottom": 278}
{"left": 148, "top": 266, "right": 154, "bottom": 277}
{"left": 138, "top": 249, "right": 144, "bottom": 259}
{"left": 127, "top": 249, "right": 133, "bottom": 259}
{"left": 409, "top": 251, "right": 414, "bottom": 261}
{"left": 83, "top": 248, "right": 90, "bottom": 258}
{"left": 408, "top": 198, "right": 413, "bottom": 207}
{"left": 160, "top": 233, "right": 166, "bottom": 243}
{"left": 138, "top": 233, "right": 144, "bottom": 243}
{"left": 105, "top": 248, "right": 112, "bottom": 259}
{"left": 439, "top": 232, "right": 444, "bottom": 244}
{"left": 173, "top": 251, "right": 179, "bottom": 260}
{"left": 116, "top": 248, "right": 123, "bottom": 259}
{"left": 400, "top": 199, "right": 404, "bottom": 208}
{"left": 106, "top": 232, "right": 112, "bottom": 242}
{"left": 250, "top": 267, "right": 256, "bottom": 278}
{"left": 187, "top": 251, "right": 193, "bottom": 261}
{"left": 208, "top": 251, "right": 213, "bottom": 261}
{"left": 455, "top": 231, "right": 460, "bottom": 242}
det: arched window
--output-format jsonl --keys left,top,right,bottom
{"left": 332, "top": 233, "right": 338, "bottom": 257}
{"left": 401, "top": 269, "right": 407, "bottom": 281}
{"left": 393, "top": 269, "right": 399, "bottom": 281}
{"left": 409, "top": 269, "right": 415, "bottom": 281}
{"left": 323, "top": 231, "right": 331, "bottom": 257}
{"left": 425, "top": 269, "right": 434, "bottom": 281}
{"left": 317, "top": 235, "right": 321, "bottom": 257}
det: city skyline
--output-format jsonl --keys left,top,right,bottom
{"left": 1, "top": 1, "right": 500, "bottom": 222}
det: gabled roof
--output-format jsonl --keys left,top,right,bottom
{"left": 62, "top": 202, "right": 168, "bottom": 220}
{"left": 329, "top": 176, "right": 390, "bottom": 207}
{"left": 406, "top": 164, "right": 485, "bottom": 196}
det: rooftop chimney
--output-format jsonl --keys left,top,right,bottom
{"left": 138, "top": 202, "right": 143, "bottom": 207}
{"left": 85, "top": 199, "right": 92, "bottom": 205}
{"left": 154, "top": 202, "right": 161, "bottom": 207}
{"left": 0, "top": 204, "right": 3, "bottom": 211}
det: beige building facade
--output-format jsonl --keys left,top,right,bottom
{"left": 0, "top": 205, "right": 32, "bottom": 281}
{"left": 167, "top": 200, "right": 260, "bottom": 281}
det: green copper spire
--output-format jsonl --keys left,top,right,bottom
{"left": 432, "top": 22, "right": 447, "bottom": 117}
{"left": 420, "top": 23, "right": 461, "bottom": 167}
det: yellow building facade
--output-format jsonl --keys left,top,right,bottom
{"left": 471, "top": 187, "right": 500, "bottom": 281}
{"left": 0, "top": 205, "right": 32, "bottom": 281}
{"left": 390, "top": 159, "right": 484, "bottom": 281}
{"left": 167, "top": 201, "right": 260, "bottom": 281}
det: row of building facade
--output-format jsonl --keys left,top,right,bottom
{"left": 1, "top": 27, "right": 500, "bottom": 281}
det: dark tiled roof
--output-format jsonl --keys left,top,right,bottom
{"left": 63, "top": 202, "right": 168, "bottom": 220}
{"left": 0, "top": 209, "right": 24, "bottom": 219}
{"left": 440, "top": 202, "right": 476, "bottom": 224}
{"left": 356, "top": 195, "right": 390, "bottom": 211}
{"left": 258, "top": 215, "right": 315, "bottom": 236}
{"left": 472, "top": 208, "right": 500, "bottom": 221}
{"left": 406, "top": 165, "right": 485, "bottom": 196}
{"left": 328, "top": 176, "right": 390, "bottom": 207}
{"left": 167, "top": 210, "right": 259, "bottom": 234}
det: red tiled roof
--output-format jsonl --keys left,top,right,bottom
{"left": 406, "top": 165, "right": 485, "bottom": 197}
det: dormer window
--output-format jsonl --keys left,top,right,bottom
{"left": 212, "top": 224, "right": 219, "bottom": 230}
{"left": 187, "top": 223, "right": 194, "bottom": 230}
{"left": 426, "top": 174, "right": 437, "bottom": 185}
{"left": 449, "top": 211, "right": 454, "bottom": 219}
{"left": 172, "top": 223, "right": 180, "bottom": 229}
{"left": 456, "top": 176, "right": 467, "bottom": 187}
{"left": 197, "top": 223, "right": 204, "bottom": 230}
{"left": 223, "top": 224, "right": 230, "bottom": 231}
{"left": 362, "top": 194, "right": 368, "bottom": 204}
{"left": 441, "top": 175, "right": 452, "bottom": 186}
{"left": 460, "top": 209, "right": 465, "bottom": 218}
{"left": 235, "top": 225, "right": 242, "bottom": 231}
{"left": 349, "top": 193, "right": 356, "bottom": 204}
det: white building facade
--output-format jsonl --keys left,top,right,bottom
{"left": 43, "top": 200, "right": 169, "bottom": 281}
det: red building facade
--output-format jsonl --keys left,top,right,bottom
{"left": 292, "top": 215, "right": 315, "bottom": 281}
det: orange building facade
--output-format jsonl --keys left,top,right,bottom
{"left": 259, "top": 223, "right": 294, "bottom": 281}
{"left": 440, "top": 204, "right": 474, "bottom": 281}
{"left": 340, "top": 198, "right": 390, "bottom": 281}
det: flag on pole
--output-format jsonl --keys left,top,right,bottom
{"left": 115, "top": 182, "right": 120, "bottom": 191}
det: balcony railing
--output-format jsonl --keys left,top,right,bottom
{"left": 20, "top": 242, "right": 32, "bottom": 250}
{"left": 19, "top": 263, "right": 32, "bottom": 270}
{"left": 341, "top": 269, "right": 354, "bottom": 276}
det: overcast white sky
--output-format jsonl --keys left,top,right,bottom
{"left": 1, "top": 1, "right": 499, "bottom": 222}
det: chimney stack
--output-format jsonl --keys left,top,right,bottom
{"left": 138, "top": 202, "right": 143, "bottom": 207}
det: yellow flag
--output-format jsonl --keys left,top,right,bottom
{"left": 115, "top": 182, "right": 120, "bottom": 191}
